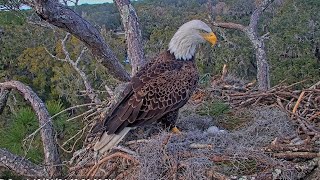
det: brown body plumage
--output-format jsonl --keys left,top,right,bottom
{"left": 104, "top": 51, "right": 198, "bottom": 134}
{"left": 94, "top": 20, "right": 217, "bottom": 152}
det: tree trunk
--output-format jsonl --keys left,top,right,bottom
{"left": 245, "top": 27, "right": 270, "bottom": 90}
{"left": 115, "top": 0, "right": 145, "bottom": 76}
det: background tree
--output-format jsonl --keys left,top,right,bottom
{"left": 209, "top": 0, "right": 274, "bottom": 90}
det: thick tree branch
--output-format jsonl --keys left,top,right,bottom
{"left": 115, "top": 0, "right": 145, "bottom": 75}
{"left": 0, "top": 81, "right": 61, "bottom": 176}
{"left": 212, "top": 22, "right": 245, "bottom": 32}
{"left": 0, "top": 88, "right": 10, "bottom": 114}
{"left": 22, "top": 0, "right": 130, "bottom": 82}
{"left": 0, "top": 148, "right": 48, "bottom": 177}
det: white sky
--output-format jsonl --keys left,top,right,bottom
{"left": 19, "top": 0, "right": 113, "bottom": 9}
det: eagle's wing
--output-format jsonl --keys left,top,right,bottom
{"left": 102, "top": 59, "right": 198, "bottom": 135}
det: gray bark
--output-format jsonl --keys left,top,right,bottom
{"left": 0, "top": 81, "right": 61, "bottom": 176}
{"left": 22, "top": 0, "right": 130, "bottom": 82}
{"left": 0, "top": 88, "right": 10, "bottom": 114}
{"left": 211, "top": 0, "right": 274, "bottom": 90}
{"left": 0, "top": 148, "right": 48, "bottom": 177}
{"left": 115, "top": 0, "right": 145, "bottom": 76}
{"left": 244, "top": 27, "right": 270, "bottom": 90}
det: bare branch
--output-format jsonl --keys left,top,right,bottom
{"left": 212, "top": 22, "right": 246, "bottom": 32}
{"left": 115, "top": 0, "right": 145, "bottom": 75}
{"left": 75, "top": 47, "right": 88, "bottom": 65}
{"left": 22, "top": 0, "right": 130, "bottom": 82}
{"left": 45, "top": 47, "right": 67, "bottom": 62}
{"left": 0, "top": 81, "right": 61, "bottom": 176}
{"left": 104, "top": 85, "right": 115, "bottom": 98}
{"left": 61, "top": 33, "right": 71, "bottom": 60}
{"left": 0, "top": 148, "right": 48, "bottom": 177}
{"left": 261, "top": 32, "right": 270, "bottom": 41}
{"left": 47, "top": 33, "right": 101, "bottom": 104}
{"left": 273, "top": 152, "right": 320, "bottom": 160}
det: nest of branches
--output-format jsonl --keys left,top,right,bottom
{"left": 65, "top": 64, "right": 319, "bottom": 179}
{"left": 219, "top": 79, "right": 320, "bottom": 151}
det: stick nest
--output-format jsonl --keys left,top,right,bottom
{"left": 67, "top": 75, "right": 320, "bottom": 179}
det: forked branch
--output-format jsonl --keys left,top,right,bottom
{"left": 46, "top": 33, "right": 101, "bottom": 104}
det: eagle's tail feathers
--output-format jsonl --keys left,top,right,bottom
{"left": 94, "top": 127, "right": 132, "bottom": 153}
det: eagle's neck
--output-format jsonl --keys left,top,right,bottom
{"left": 168, "top": 51, "right": 194, "bottom": 61}
{"left": 168, "top": 31, "right": 202, "bottom": 61}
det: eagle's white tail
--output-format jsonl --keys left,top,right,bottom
{"left": 94, "top": 127, "right": 132, "bottom": 153}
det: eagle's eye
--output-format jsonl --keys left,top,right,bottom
{"left": 199, "top": 29, "right": 208, "bottom": 34}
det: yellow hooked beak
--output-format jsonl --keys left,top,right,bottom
{"left": 201, "top": 32, "right": 217, "bottom": 47}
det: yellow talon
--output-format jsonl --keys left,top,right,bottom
{"left": 171, "top": 127, "right": 181, "bottom": 134}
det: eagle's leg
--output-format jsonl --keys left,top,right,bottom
{"left": 158, "top": 109, "right": 181, "bottom": 133}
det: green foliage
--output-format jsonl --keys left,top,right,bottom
{"left": 197, "top": 100, "right": 230, "bottom": 117}
{"left": 0, "top": 107, "right": 43, "bottom": 163}
{"left": 0, "top": 11, "right": 26, "bottom": 25}
{"left": 218, "top": 110, "right": 253, "bottom": 130}
{"left": 0, "top": 23, "right": 57, "bottom": 80}
{"left": 267, "top": 0, "right": 320, "bottom": 86}
{"left": 75, "top": 3, "right": 121, "bottom": 30}
{"left": 16, "top": 46, "right": 54, "bottom": 98}
{"left": 46, "top": 100, "right": 81, "bottom": 155}
{"left": 0, "top": 100, "right": 76, "bottom": 163}
{"left": 215, "top": 158, "right": 261, "bottom": 176}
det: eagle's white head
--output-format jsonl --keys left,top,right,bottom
{"left": 168, "top": 20, "right": 217, "bottom": 61}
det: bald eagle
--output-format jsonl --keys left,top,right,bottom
{"left": 93, "top": 20, "right": 217, "bottom": 153}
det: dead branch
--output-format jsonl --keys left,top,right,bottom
{"left": 21, "top": 0, "right": 130, "bottom": 82}
{"left": 0, "top": 148, "right": 48, "bottom": 177}
{"left": 309, "top": 81, "right": 320, "bottom": 89}
{"left": 88, "top": 152, "right": 139, "bottom": 177}
{"left": 189, "top": 143, "right": 213, "bottom": 149}
{"left": 273, "top": 152, "right": 320, "bottom": 160}
{"left": 0, "top": 88, "right": 10, "bottom": 114}
{"left": 220, "top": 64, "right": 228, "bottom": 81}
{"left": 46, "top": 33, "right": 101, "bottom": 104}
{"left": 206, "top": 170, "right": 230, "bottom": 180}
{"left": 113, "top": 146, "right": 138, "bottom": 156}
{"left": 126, "top": 139, "right": 151, "bottom": 145}
{"left": 115, "top": 0, "right": 145, "bottom": 75}
{"left": 292, "top": 91, "right": 305, "bottom": 114}
{"left": 212, "top": 22, "right": 246, "bottom": 32}
{"left": 0, "top": 81, "right": 61, "bottom": 176}
{"left": 266, "top": 143, "right": 316, "bottom": 153}
{"left": 212, "top": 70, "right": 319, "bottom": 141}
